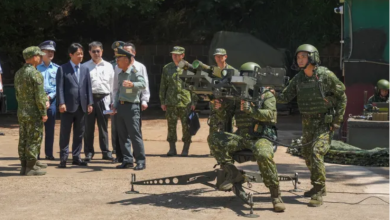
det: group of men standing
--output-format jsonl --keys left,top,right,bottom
{"left": 17, "top": 40, "right": 388, "bottom": 212}
{"left": 15, "top": 40, "right": 150, "bottom": 175}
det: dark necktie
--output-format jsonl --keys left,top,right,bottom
{"left": 75, "top": 65, "right": 79, "bottom": 82}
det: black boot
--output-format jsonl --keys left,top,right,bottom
{"left": 102, "top": 151, "right": 113, "bottom": 160}
{"left": 181, "top": 142, "right": 191, "bottom": 157}
{"left": 167, "top": 142, "right": 177, "bottom": 156}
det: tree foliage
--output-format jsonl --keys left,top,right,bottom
{"left": 0, "top": 0, "right": 340, "bottom": 81}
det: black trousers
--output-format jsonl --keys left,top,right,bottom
{"left": 84, "top": 95, "right": 109, "bottom": 155}
{"left": 59, "top": 106, "right": 85, "bottom": 161}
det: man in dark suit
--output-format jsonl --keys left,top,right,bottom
{"left": 56, "top": 43, "right": 93, "bottom": 168}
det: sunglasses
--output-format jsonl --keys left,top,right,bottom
{"left": 91, "top": 50, "right": 101, "bottom": 54}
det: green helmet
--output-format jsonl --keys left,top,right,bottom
{"left": 240, "top": 62, "right": 261, "bottom": 71}
{"left": 294, "top": 44, "right": 320, "bottom": 65}
{"left": 377, "top": 79, "right": 389, "bottom": 90}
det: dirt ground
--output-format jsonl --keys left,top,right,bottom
{"left": 0, "top": 109, "right": 388, "bottom": 220}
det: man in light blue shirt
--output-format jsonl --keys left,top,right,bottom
{"left": 37, "top": 40, "right": 59, "bottom": 160}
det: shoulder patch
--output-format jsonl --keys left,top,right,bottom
{"left": 32, "top": 70, "right": 44, "bottom": 85}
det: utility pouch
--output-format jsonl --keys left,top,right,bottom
{"left": 324, "top": 114, "right": 333, "bottom": 124}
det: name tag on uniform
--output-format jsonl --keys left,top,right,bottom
{"left": 126, "top": 89, "right": 133, "bottom": 93}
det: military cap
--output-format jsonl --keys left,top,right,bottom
{"left": 38, "top": 40, "right": 56, "bottom": 51}
{"left": 170, "top": 46, "right": 185, "bottom": 54}
{"left": 22, "top": 46, "right": 46, "bottom": 60}
{"left": 111, "top": 41, "right": 125, "bottom": 51}
{"left": 213, "top": 48, "right": 227, "bottom": 55}
{"left": 114, "top": 47, "right": 134, "bottom": 59}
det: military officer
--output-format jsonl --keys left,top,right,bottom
{"left": 367, "top": 79, "right": 389, "bottom": 104}
{"left": 111, "top": 48, "right": 146, "bottom": 170}
{"left": 208, "top": 62, "right": 285, "bottom": 212}
{"left": 15, "top": 46, "right": 49, "bottom": 176}
{"left": 37, "top": 40, "right": 59, "bottom": 160}
{"left": 159, "top": 46, "right": 197, "bottom": 157}
{"left": 110, "top": 41, "right": 125, "bottom": 162}
{"left": 273, "top": 44, "right": 347, "bottom": 207}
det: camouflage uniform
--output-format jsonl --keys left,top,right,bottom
{"left": 367, "top": 94, "right": 388, "bottom": 104}
{"left": 277, "top": 66, "right": 347, "bottom": 199}
{"left": 160, "top": 62, "right": 198, "bottom": 143}
{"left": 209, "top": 91, "right": 279, "bottom": 186}
{"left": 209, "top": 90, "right": 285, "bottom": 211}
{"left": 160, "top": 47, "right": 198, "bottom": 157}
{"left": 208, "top": 48, "right": 238, "bottom": 146}
{"left": 208, "top": 63, "right": 237, "bottom": 137}
{"left": 14, "top": 46, "right": 48, "bottom": 175}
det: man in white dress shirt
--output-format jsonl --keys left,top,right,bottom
{"left": 82, "top": 41, "right": 115, "bottom": 161}
{"left": 112, "top": 42, "right": 150, "bottom": 162}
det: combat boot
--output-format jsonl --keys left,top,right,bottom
{"left": 308, "top": 184, "right": 325, "bottom": 207}
{"left": 25, "top": 160, "right": 46, "bottom": 176}
{"left": 304, "top": 186, "right": 327, "bottom": 197}
{"left": 167, "top": 142, "right": 177, "bottom": 156}
{"left": 218, "top": 163, "right": 242, "bottom": 191}
{"left": 36, "top": 160, "right": 48, "bottom": 169}
{"left": 20, "top": 160, "right": 26, "bottom": 175}
{"left": 269, "top": 186, "right": 286, "bottom": 212}
{"left": 181, "top": 142, "right": 190, "bottom": 157}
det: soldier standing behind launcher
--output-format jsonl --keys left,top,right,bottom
{"left": 208, "top": 48, "right": 237, "bottom": 148}
{"left": 15, "top": 46, "right": 49, "bottom": 176}
{"left": 273, "top": 44, "right": 347, "bottom": 207}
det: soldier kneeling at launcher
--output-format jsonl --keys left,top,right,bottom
{"left": 208, "top": 62, "right": 286, "bottom": 212}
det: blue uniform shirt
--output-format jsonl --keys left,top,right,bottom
{"left": 37, "top": 62, "right": 59, "bottom": 99}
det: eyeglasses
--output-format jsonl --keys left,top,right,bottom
{"left": 91, "top": 50, "right": 101, "bottom": 54}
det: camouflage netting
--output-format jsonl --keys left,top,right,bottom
{"left": 287, "top": 138, "right": 389, "bottom": 167}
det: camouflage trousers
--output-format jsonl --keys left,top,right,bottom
{"left": 301, "top": 118, "right": 333, "bottom": 187}
{"left": 207, "top": 101, "right": 234, "bottom": 144}
{"left": 18, "top": 119, "right": 43, "bottom": 161}
{"left": 208, "top": 131, "right": 279, "bottom": 188}
{"left": 166, "top": 106, "right": 191, "bottom": 143}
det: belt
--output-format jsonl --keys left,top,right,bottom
{"left": 119, "top": 101, "right": 136, "bottom": 104}
{"left": 93, "top": 93, "right": 109, "bottom": 97}
{"left": 301, "top": 113, "right": 326, "bottom": 119}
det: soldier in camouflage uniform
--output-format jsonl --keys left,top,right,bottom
{"left": 14, "top": 46, "right": 49, "bottom": 176}
{"left": 367, "top": 79, "right": 389, "bottom": 104}
{"left": 274, "top": 44, "right": 347, "bottom": 207}
{"left": 159, "top": 46, "right": 198, "bottom": 157}
{"left": 208, "top": 49, "right": 238, "bottom": 147}
{"left": 208, "top": 62, "right": 286, "bottom": 212}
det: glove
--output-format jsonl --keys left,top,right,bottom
{"left": 241, "top": 100, "right": 251, "bottom": 113}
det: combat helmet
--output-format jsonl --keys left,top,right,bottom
{"left": 376, "top": 79, "right": 389, "bottom": 92}
{"left": 239, "top": 62, "right": 261, "bottom": 77}
{"left": 292, "top": 44, "right": 320, "bottom": 70}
